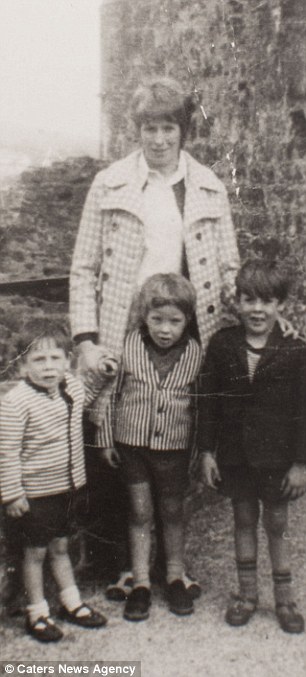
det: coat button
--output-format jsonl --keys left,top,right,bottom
{"left": 199, "top": 257, "right": 207, "bottom": 265}
{"left": 196, "top": 233, "right": 202, "bottom": 241}
{"left": 102, "top": 272, "right": 109, "bottom": 281}
{"left": 157, "top": 407, "right": 164, "bottom": 414}
{"left": 112, "top": 222, "right": 119, "bottom": 231}
{"left": 204, "top": 281, "right": 211, "bottom": 289}
{"left": 154, "top": 431, "right": 161, "bottom": 437}
{"left": 207, "top": 305, "right": 215, "bottom": 314}
{"left": 105, "top": 248, "right": 112, "bottom": 256}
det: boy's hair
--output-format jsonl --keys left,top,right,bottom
{"left": 137, "top": 273, "right": 197, "bottom": 324}
{"left": 17, "top": 318, "right": 72, "bottom": 358}
{"left": 236, "top": 259, "right": 290, "bottom": 303}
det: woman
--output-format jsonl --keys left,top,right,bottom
{"left": 69, "top": 76, "right": 240, "bottom": 596}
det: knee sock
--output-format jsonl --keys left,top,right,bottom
{"left": 273, "top": 571, "right": 293, "bottom": 606}
{"left": 60, "top": 585, "right": 83, "bottom": 613}
{"left": 133, "top": 567, "right": 150, "bottom": 589}
{"left": 27, "top": 599, "right": 50, "bottom": 624}
{"left": 166, "top": 560, "right": 184, "bottom": 585}
{"left": 237, "top": 559, "right": 257, "bottom": 600}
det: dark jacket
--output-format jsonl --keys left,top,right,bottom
{"left": 198, "top": 324, "right": 306, "bottom": 468}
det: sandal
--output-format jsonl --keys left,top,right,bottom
{"left": 225, "top": 594, "right": 257, "bottom": 627}
{"left": 26, "top": 616, "right": 63, "bottom": 643}
{"left": 276, "top": 602, "right": 305, "bottom": 634}
{"left": 58, "top": 603, "right": 107, "bottom": 628}
{"left": 106, "top": 571, "right": 134, "bottom": 601}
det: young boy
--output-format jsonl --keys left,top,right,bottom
{"left": 0, "top": 319, "right": 112, "bottom": 642}
{"left": 199, "top": 259, "right": 306, "bottom": 634}
{"left": 102, "top": 273, "right": 202, "bottom": 621}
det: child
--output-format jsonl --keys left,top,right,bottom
{"left": 0, "top": 319, "right": 112, "bottom": 642}
{"left": 198, "top": 259, "right": 306, "bottom": 633}
{"left": 102, "top": 273, "right": 202, "bottom": 621}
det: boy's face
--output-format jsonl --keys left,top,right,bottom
{"left": 146, "top": 304, "right": 187, "bottom": 349}
{"left": 23, "top": 338, "right": 69, "bottom": 393}
{"left": 237, "top": 293, "right": 284, "bottom": 339}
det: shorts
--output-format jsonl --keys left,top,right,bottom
{"left": 7, "top": 489, "right": 86, "bottom": 548}
{"left": 116, "top": 442, "right": 190, "bottom": 499}
{"left": 218, "top": 464, "right": 291, "bottom": 504}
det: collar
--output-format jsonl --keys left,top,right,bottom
{"left": 138, "top": 151, "right": 187, "bottom": 188}
{"left": 101, "top": 150, "right": 222, "bottom": 192}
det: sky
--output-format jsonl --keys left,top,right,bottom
{"left": 0, "top": 0, "right": 103, "bottom": 174}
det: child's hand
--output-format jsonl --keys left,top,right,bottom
{"left": 281, "top": 463, "right": 306, "bottom": 499}
{"left": 201, "top": 452, "right": 221, "bottom": 489}
{"left": 99, "top": 447, "right": 121, "bottom": 469}
{"left": 6, "top": 496, "right": 29, "bottom": 518}
{"left": 97, "top": 356, "right": 118, "bottom": 380}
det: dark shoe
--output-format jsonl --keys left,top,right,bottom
{"left": 167, "top": 580, "right": 194, "bottom": 616}
{"left": 276, "top": 602, "right": 305, "bottom": 634}
{"left": 106, "top": 571, "right": 133, "bottom": 601}
{"left": 124, "top": 587, "right": 151, "bottom": 621}
{"left": 58, "top": 603, "right": 107, "bottom": 628}
{"left": 225, "top": 595, "right": 257, "bottom": 627}
{"left": 182, "top": 573, "right": 202, "bottom": 600}
{"left": 26, "top": 616, "right": 63, "bottom": 643}
{"left": 150, "top": 563, "right": 202, "bottom": 600}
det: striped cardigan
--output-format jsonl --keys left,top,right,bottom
{"left": 0, "top": 373, "right": 97, "bottom": 504}
{"left": 112, "top": 330, "right": 202, "bottom": 451}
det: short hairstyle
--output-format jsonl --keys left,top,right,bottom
{"left": 130, "top": 77, "right": 196, "bottom": 146}
{"left": 17, "top": 317, "right": 72, "bottom": 358}
{"left": 236, "top": 259, "right": 290, "bottom": 303}
{"left": 137, "top": 273, "right": 197, "bottom": 324}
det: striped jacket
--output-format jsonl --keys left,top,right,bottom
{"left": 0, "top": 373, "right": 98, "bottom": 504}
{"left": 111, "top": 330, "right": 202, "bottom": 451}
{"left": 70, "top": 150, "right": 240, "bottom": 424}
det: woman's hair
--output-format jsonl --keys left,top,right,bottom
{"left": 130, "top": 77, "right": 196, "bottom": 146}
{"left": 17, "top": 318, "right": 72, "bottom": 358}
{"left": 236, "top": 259, "right": 290, "bottom": 303}
{"left": 137, "top": 273, "right": 197, "bottom": 324}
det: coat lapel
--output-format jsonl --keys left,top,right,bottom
{"left": 183, "top": 153, "right": 224, "bottom": 228}
{"left": 253, "top": 324, "right": 283, "bottom": 377}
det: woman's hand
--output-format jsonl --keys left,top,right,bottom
{"left": 6, "top": 496, "right": 29, "bottom": 518}
{"left": 99, "top": 447, "right": 121, "bottom": 469}
{"left": 201, "top": 452, "right": 221, "bottom": 489}
{"left": 281, "top": 463, "right": 306, "bottom": 499}
{"left": 278, "top": 315, "right": 299, "bottom": 339}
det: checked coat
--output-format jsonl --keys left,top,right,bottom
{"left": 197, "top": 324, "right": 306, "bottom": 469}
{"left": 70, "top": 149, "right": 239, "bottom": 422}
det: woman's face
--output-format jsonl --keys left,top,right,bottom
{"left": 140, "top": 118, "right": 181, "bottom": 175}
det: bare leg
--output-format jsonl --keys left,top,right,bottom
{"left": 23, "top": 546, "right": 46, "bottom": 605}
{"left": 159, "top": 494, "right": 184, "bottom": 584}
{"left": 262, "top": 501, "right": 292, "bottom": 604}
{"left": 128, "top": 482, "right": 153, "bottom": 589}
{"left": 232, "top": 499, "right": 259, "bottom": 600}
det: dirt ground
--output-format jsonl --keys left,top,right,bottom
{"left": 1, "top": 489, "right": 306, "bottom": 677}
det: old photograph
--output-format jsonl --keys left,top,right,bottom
{"left": 1, "top": 1, "right": 306, "bottom": 675}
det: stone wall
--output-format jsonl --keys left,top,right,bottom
{"left": 0, "top": 157, "right": 103, "bottom": 373}
{"left": 100, "top": 0, "right": 306, "bottom": 332}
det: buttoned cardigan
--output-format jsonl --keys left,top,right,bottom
{"left": 113, "top": 330, "right": 202, "bottom": 450}
{"left": 0, "top": 373, "right": 99, "bottom": 504}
